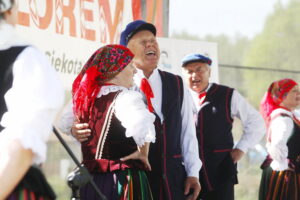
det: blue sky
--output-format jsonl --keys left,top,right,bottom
{"left": 169, "top": 0, "right": 290, "bottom": 39}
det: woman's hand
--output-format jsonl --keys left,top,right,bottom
{"left": 120, "top": 143, "right": 151, "bottom": 171}
{"left": 71, "top": 122, "right": 91, "bottom": 142}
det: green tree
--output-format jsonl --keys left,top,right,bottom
{"left": 243, "top": 0, "right": 300, "bottom": 105}
{"left": 171, "top": 32, "right": 250, "bottom": 66}
{"left": 202, "top": 34, "right": 250, "bottom": 95}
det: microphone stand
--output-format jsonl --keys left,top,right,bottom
{"left": 52, "top": 126, "right": 107, "bottom": 200}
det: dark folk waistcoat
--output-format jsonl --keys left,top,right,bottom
{"left": 0, "top": 46, "right": 27, "bottom": 131}
{"left": 196, "top": 83, "right": 237, "bottom": 192}
{"left": 146, "top": 70, "right": 186, "bottom": 200}
{"left": 81, "top": 91, "right": 146, "bottom": 173}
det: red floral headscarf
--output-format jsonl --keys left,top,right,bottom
{"left": 72, "top": 44, "right": 134, "bottom": 120}
{"left": 260, "top": 78, "right": 297, "bottom": 128}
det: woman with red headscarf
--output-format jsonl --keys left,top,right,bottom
{"left": 259, "top": 78, "right": 300, "bottom": 200}
{"left": 72, "top": 44, "right": 155, "bottom": 200}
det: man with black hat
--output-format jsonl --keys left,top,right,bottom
{"left": 181, "top": 53, "right": 266, "bottom": 200}
{"left": 63, "top": 20, "right": 202, "bottom": 200}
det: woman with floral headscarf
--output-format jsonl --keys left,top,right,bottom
{"left": 259, "top": 78, "right": 300, "bottom": 200}
{"left": 72, "top": 44, "right": 155, "bottom": 200}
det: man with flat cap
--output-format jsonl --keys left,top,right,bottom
{"left": 60, "top": 20, "right": 202, "bottom": 200}
{"left": 181, "top": 53, "right": 266, "bottom": 200}
{"left": 120, "top": 20, "right": 202, "bottom": 200}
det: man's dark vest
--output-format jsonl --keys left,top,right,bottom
{"left": 0, "top": 46, "right": 27, "bottom": 131}
{"left": 81, "top": 91, "right": 145, "bottom": 173}
{"left": 196, "top": 83, "right": 236, "bottom": 192}
{"left": 146, "top": 70, "right": 186, "bottom": 200}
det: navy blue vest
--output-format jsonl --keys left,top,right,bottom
{"left": 0, "top": 46, "right": 27, "bottom": 131}
{"left": 146, "top": 70, "right": 186, "bottom": 200}
{"left": 196, "top": 83, "right": 236, "bottom": 192}
{"left": 287, "top": 121, "right": 300, "bottom": 172}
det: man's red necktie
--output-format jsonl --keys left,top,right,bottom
{"left": 198, "top": 91, "right": 207, "bottom": 105}
{"left": 140, "top": 78, "right": 154, "bottom": 112}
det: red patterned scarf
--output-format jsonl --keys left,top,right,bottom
{"left": 260, "top": 78, "right": 297, "bottom": 141}
{"left": 72, "top": 44, "right": 134, "bottom": 120}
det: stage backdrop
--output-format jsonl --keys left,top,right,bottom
{"left": 16, "top": 0, "right": 218, "bottom": 90}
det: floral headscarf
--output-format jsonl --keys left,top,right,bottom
{"left": 260, "top": 78, "right": 297, "bottom": 128}
{"left": 72, "top": 44, "right": 134, "bottom": 120}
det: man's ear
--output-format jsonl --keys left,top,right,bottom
{"left": 208, "top": 67, "right": 211, "bottom": 77}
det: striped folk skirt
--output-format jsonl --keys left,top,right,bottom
{"left": 80, "top": 169, "right": 153, "bottom": 200}
{"left": 6, "top": 166, "right": 56, "bottom": 200}
{"left": 259, "top": 166, "right": 300, "bottom": 200}
{"left": 7, "top": 188, "right": 53, "bottom": 200}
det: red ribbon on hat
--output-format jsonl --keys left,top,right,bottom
{"left": 140, "top": 78, "right": 154, "bottom": 112}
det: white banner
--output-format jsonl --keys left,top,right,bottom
{"left": 16, "top": 0, "right": 218, "bottom": 91}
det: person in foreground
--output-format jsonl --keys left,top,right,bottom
{"left": 59, "top": 20, "right": 202, "bottom": 200}
{"left": 181, "top": 53, "right": 266, "bottom": 200}
{"left": 259, "top": 78, "right": 300, "bottom": 200}
{"left": 0, "top": 0, "right": 65, "bottom": 199}
{"left": 72, "top": 44, "right": 156, "bottom": 200}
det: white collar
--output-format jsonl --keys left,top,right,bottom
{"left": 270, "top": 108, "right": 293, "bottom": 118}
{"left": 133, "top": 68, "right": 159, "bottom": 86}
{"left": 134, "top": 68, "right": 145, "bottom": 84}
{"left": 148, "top": 68, "right": 160, "bottom": 83}
{"left": 189, "top": 83, "right": 212, "bottom": 97}
{"left": 97, "top": 85, "right": 128, "bottom": 98}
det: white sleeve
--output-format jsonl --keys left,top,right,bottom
{"left": 56, "top": 100, "right": 74, "bottom": 135}
{"left": 181, "top": 84, "right": 202, "bottom": 178}
{"left": 114, "top": 90, "right": 156, "bottom": 146}
{"left": 268, "top": 116, "right": 293, "bottom": 171}
{"left": 0, "top": 46, "right": 64, "bottom": 165}
{"left": 294, "top": 109, "right": 300, "bottom": 120}
{"left": 231, "top": 90, "right": 266, "bottom": 153}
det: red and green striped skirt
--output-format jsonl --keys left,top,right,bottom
{"left": 7, "top": 188, "right": 52, "bottom": 200}
{"left": 6, "top": 166, "right": 55, "bottom": 200}
{"left": 80, "top": 169, "right": 153, "bottom": 200}
{"left": 259, "top": 166, "right": 300, "bottom": 200}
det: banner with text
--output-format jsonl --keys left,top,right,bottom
{"left": 16, "top": 0, "right": 218, "bottom": 91}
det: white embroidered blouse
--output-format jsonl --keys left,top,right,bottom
{"left": 99, "top": 85, "right": 156, "bottom": 146}
{"left": 59, "top": 85, "right": 156, "bottom": 147}
{"left": 267, "top": 108, "right": 300, "bottom": 171}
